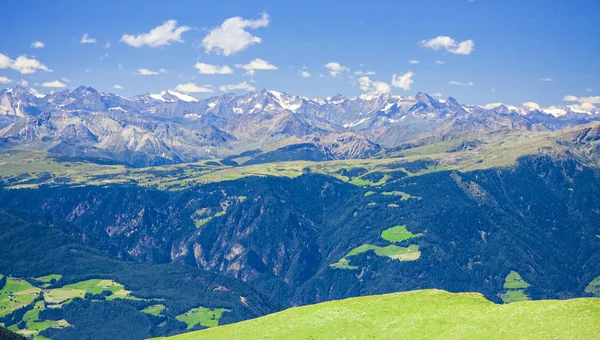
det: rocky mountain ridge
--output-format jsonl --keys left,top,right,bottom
{"left": 0, "top": 86, "right": 598, "bottom": 166}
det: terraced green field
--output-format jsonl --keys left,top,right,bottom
{"left": 154, "top": 290, "right": 600, "bottom": 340}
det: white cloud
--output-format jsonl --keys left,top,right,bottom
{"left": 42, "top": 80, "right": 67, "bottom": 88}
{"left": 357, "top": 76, "right": 371, "bottom": 91}
{"left": 579, "top": 96, "right": 600, "bottom": 104}
{"left": 174, "top": 83, "right": 214, "bottom": 93}
{"left": 120, "top": 20, "right": 190, "bottom": 48}
{"left": 436, "top": 60, "right": 444, "bottom": 64}
{"left": 103, "top": 41, "right": 111, "bottom": 49}
{"left": 17, "top": 80, "right": 28, "bottom": 87}
{"left": 558, "top": 95, "right": 600, "bottom": 112}
{"left": 482, "top": 103, "right": 503, "bottom": 110}
{"left": 540, "top": 78, "right": 552, "bottom": 82}
{"left": 0, "top": 54, "right": 51, "bottom": 74}
{"left": 391, "top": 71, "right": 415, "bottom": 91}
{"left": 561, "top": 95, "right": 600, "bottom": 104}
{"left": 568, "top": 102, "right": 597, "bottom": 112}
{"left": 61, "top": 77, "right": 71, "bottom": 83}
{"left": 432, "top": 92, "right": 443, "bottom": 97}
{"left": 372, "top": 81, "right": 391, "bottom": 94}
{"left": 357, "top": 75, "right": 391, "bottom": 93}
{"left": 354, "top": 70, "right": 375, "bottom": 76}
{"left": 449, "top": 80, "right": 474, "bottom": 86}
{"left": 31, "top": 41, "right": 45, "bottom": 49}
{"left": 202, "top": 12, "right": 269, "bottom": 56}
{"left": 0, "top": 54, "right": 10, "bottom": 68}
{"left": 13, "top": 56, "right": 52, "bottom": 74}
{"left": 135, "top": 68, "right": 166, "bottom": 76}
{"left": 236, "top": 58, "right": 277, "bottom": 76}
{"left": 219, "top": 81, "right": 256, "bottom": 92}
{"left": 0, "top": 76, "right": 12, "bottom": 84}
{"left": 81, "top": 33, "right": 97, "bottom": 44}
{"left": 114, "top": 84, "right": 124, "bottom": 89}
{"left": 300, "top": 70, "right": 311, "bottom": 78}
{"left": 420, "top": 36, "right": 475, "bottom": 55}
{"left": 193, "top": 62, "right": 233, "bottom": 74}
{"left": 586, "top": 88, "right": 593, "bottom": 92}
{"left": 522, "top": 102, "right": 542, "bottom": 111}
{"left": 324, "top": 62, "right": 349, "bottom": 77}
{"left": 408, "top": 60, "right": 420, "bottom": 64}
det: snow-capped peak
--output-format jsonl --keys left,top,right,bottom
{"left": 267, "top": 89, "right": 302, "bottom": 112}
{"left": 148, "top": 90, "right": 199, "bottom": 103}
{"left": 359, "top": 92, "right": 385, "bottom": 101}
{"left": 163, "top": 90, "right": 199, "bottom": 102}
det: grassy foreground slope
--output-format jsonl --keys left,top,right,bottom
{"left": 156, "top": 290, "right": 600, "bottom": 340}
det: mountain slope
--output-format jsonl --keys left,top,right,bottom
{"left": 155, "top": 289, "right": 600, "bottom": 340}
{"left": 1, "top": 156, "right": 598, "bottom": 309}
{"left": 0, "top": 209, "right": 275, "bottom": 339}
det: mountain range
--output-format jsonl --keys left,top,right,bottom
{"left": 1, "top": 86, "right": 598, "bottom": 166}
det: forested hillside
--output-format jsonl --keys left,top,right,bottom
{"left": 1, "top": 155, "right": 598, "bottom": 313}
{"left": 0, "top": 210, "right": 275, "bottom": 340}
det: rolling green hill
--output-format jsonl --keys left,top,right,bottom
{"left": 156, "top": 290, "right": 600, "bottom": 340}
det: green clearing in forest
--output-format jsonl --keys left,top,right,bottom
{"left": 380, "top": 225, "right": 422, "bottom": 243}
{"left": 143, "top": 304, "right": 166, "bottom": 316}
{"left": 195, "top": 217, "right": 212, "bottom": 228}
{"left": 331, "top": 223, "right": 423, "bottom": 269}
{"left": 175, "top": 307, "right": 228, "bottom": 329}
{"left": 503, "top": 271, "right": 530, "bottom": 290}
{"left": 328, "top": 258, "right": 359, "bottom": 270}
{"left": 500, "top": 271, "right": 531, "bottom": 303}
{"left": 500, "top": 290, "right": 530, "bottom": 304}
{"left": 33, "top": 274, "right": 62, "bottom": 284}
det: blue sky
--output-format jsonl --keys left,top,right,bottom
{"left": 1, "top": 0, "right": 599, "bottom": 108}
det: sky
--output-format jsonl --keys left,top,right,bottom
{"left": 1, "top": 0, "right": 599, "bottom": 109}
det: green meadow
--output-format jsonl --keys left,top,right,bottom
{"left": 153, "top": 289, "right": 600, "bottom": 340}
